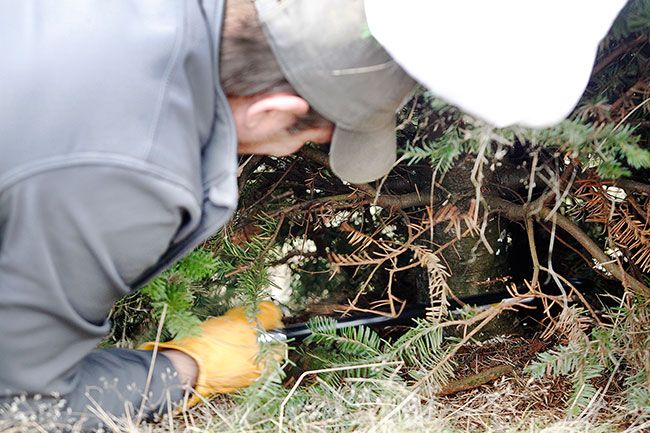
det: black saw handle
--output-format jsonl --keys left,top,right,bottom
{"left": 262, "top": 290, "right": 531, "bottom": 342}
{"left": 260, "top": 278, "right": 589, "bottom": 343}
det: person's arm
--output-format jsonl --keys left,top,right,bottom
{"left": 0, "top": 164, "right": 201, "bottom": 429}
{"left": 162, "top": 350, "right": 199, "bottom": 386}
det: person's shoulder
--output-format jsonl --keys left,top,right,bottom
{"left": 0, "top": 1, "right": 214, "bottom": 180}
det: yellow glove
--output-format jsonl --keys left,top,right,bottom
{"left": 140, "top": 301, "right": 283, "bottom": 406}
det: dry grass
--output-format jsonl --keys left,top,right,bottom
{"left": 2, "top": 378, "right": 647, "bottom": 433}
{"left": 2, "top": 337, "right": 648, "bottom": 433}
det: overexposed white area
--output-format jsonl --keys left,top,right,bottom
{"left": 266, "top": 239, "right": 318, "bottom": 306}
{"left": 365, "top": 0, "right": 628, "bottom": 128}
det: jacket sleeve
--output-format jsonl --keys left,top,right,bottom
{"left": 0, "top": 165, "right": 202, "bottom": 429}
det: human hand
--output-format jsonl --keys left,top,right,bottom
{"left": 140, "top": 301, "right": 283, "bottom": 406}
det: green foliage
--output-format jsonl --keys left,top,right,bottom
{"left": 140, "top": 249, "right": 217, "bottom": 339}
{"left": 390, "top": 318, "right": 455, "bottom": 389}
{"left": 404, "top": 111, "right": 649, "bottom": 181}
{"left": 297, "top": 315, "right": 455, "bottom": 393}
{"left": 174, "top": 248, "right": 219, "bottom": 280}
{"left": 526, "top": 300, "right": 650, "bottom": 417}
{"left": 624, "top": 370, "right": 650, "bottom": 412}
{"left": 402, "top": 127, "right": 468, "bottom": 175}
{"left": 300, "top": 317, "right": 389, "bottom": 385}
{"left": 606, "top": 0, "right": 650, "bottom": 41}
{"left": 517, "top": 120, "right": 650, "bottom": 179}
{"left": 526, "top": 340, "right": 604, "bottom": 416}
{"left": 305, "top": 316, "right": 383, "bottom": 358}
{"left": 137, "top": 215, "right": 280, "bottom": 340}
{"left": 212, "top": 215, "right": 280, "bottom": 311}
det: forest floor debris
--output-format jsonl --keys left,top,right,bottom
{"left": 3, "top": 336, "right": 647, "bottom": 433}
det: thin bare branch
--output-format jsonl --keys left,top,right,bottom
{"left": 486, "top": 195, "right": 650, "bottom": 298}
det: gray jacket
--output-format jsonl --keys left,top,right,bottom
{"left": 0, "top": 0, "right": 237, "bottom": 428}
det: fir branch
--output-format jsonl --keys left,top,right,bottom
{"left": 305, "top": 317, "right": 383, "bottom": 359}
{"left": 486, "top": 195, "right": 650, "bottom": 298}
{"left": 592, "top": 34, "right": 648, "bottom": 76}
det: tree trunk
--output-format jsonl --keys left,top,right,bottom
{"left": 416, "top": 160, "right": 521, "bottom": 336}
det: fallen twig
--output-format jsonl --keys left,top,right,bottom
{"left": 437, "top": 364, "right": 514, "bottom": 397}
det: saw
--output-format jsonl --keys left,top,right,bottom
{"left": 258, "top": 277, "right": 592, "bottom": 343}
{"left": 262, "top": 290, "right": 536, "bottom": 343}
